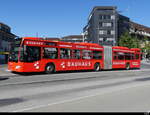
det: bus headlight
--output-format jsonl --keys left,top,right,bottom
{"left": 15, "top": 65, "right": 21, "bottom": 69}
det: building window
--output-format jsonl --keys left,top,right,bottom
{"left": 99, "top": 30, "right": 108, "bottom": 35}
{"left": 99, "top": 30, "right": 114, "bottom": 35}
{"left": 99, "top": 15, "right": 111, "bottom": 20}
{"left": 103, "top": 22, "right": 112, "bottom": 27}
{"left": 99, "top": 22, "right": 103, "bottom": 27}
{"left": 99, "top": 22, "right": 114, "bottom": 28}
{"left": 106, "top": 15, "right": 111, "bottom": 20}
{"left": 99, "top": 38, "right": 103, "bottom": 41}
{"left": 107, "top": 38, "right": 114, "bottom": 41}
{"left": 111, "top": 15, "right": 115, "bottom": 20}
{"left": 111, "top": 22, "right": 114, "bottom": 27}
{"left": 99, "top": 30, "right": 104, "bottom": 35}
{"left": 99, "top": 15, "right": 103, "bottom": 20}
{"left": 111, "top": 30, "right": 115, "bottom": 35}
{"left": 107, "top": 30, "right": 111, "bottom": 35}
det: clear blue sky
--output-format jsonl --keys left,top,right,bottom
{"left": 0, "top": 0, "right": 149, "bottom": 38}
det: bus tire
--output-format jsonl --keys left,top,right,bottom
{"left": 94, "top": 63, "right": 101, "bottom": 72}
{"left": 45, "top": 63, "right": 55, "bottom": 74}
{"left": 126, "top": 63, "right": 130, "bottom": 70}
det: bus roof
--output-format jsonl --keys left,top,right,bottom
{"left": 131, "top": 48, "right": 141, "bottom": 52}
{"left": 113, "top": 46, "right": 141, "bottom": 53}
{"left": 23, "top": 37, "right": 140, "bottom": 51}
{"left": 23, "top": 37, "right": 59, "bottom": 42}
{"left": 22, "top": 37, "right": 103, "bottom": 48}
{"left": 113, "top": 46, "right": 129, "bottom": 50}
{"left": 74, "top": 42, "right": 103, "bottom": 47}
{"left": 23, "top": 37, "right": 42, "bottom": 40}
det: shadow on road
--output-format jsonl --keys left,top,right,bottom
{"left": 10, "top": 68, "right": 141, "bottom": 77}
{"left": 0, "top": 77, "right": 9, "bottom": 81}
{"left": 0, "top": 98, "right": 25, "bottom": 107}
{"left": 135, "top": 77, "right": 150, "bottom": 81}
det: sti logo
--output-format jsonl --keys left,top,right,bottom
{"left": 34, "top": 62, "right": 40, "bottom": 69}
{"left": 61, "top": 62, "right": 65, "bottom": 69}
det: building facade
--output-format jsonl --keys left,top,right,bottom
{"left": 118, "top": 14, "right": 130, "bottom": 41}
{"left": 83, "top": 6, "right": 132, "bottom": 46}
{"left": 130, "top": 21, "right": 150, "bottom": 40}
{"left": 130, "top": 21, "right": 150, "bottom": 56}
{"left": 83, "top": 6, "right": 150, "bottom": 47}
{"left": 0, "top": 23, "right": 16, "bottom": 64}
{"left": 83, "top": 6, "right": 118, "bottom": 46}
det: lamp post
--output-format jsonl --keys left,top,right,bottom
{"left": 81, "top": 33, "right": 85, "bottom": 42}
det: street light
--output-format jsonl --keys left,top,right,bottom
{"left": 81, "top": 33, "right": 85, "bottom": 42}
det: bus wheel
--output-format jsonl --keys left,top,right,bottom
{"left": 126, "top": 63, "right": 130, "bottom": 70}
{"left": 94, "top": 63, "right": 101, "bottom": 72}
{"left": 45, "top": 63, "right": 55, "bottom": 74}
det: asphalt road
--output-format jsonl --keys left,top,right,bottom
{"left": 0, "top": 62, "right": 150, "bottom": 112}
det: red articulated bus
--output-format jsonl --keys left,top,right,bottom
{"left": 8, "top": 37, "right": 141, "bottom": 73}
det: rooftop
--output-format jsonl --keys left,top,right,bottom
{"left": 62, "top": 35, "right": 83, "bottom": 39}
{"left": 88, "top": 6, "right": 117, "bottom": 21}
{"left": 44, "top": 37, "right": 60, "bottom": 41}
{"left": 0, "top": 22, "right": 11, "bottom": 29}
{"left": 130, "top": 21, "right": 150, "bottom": 33}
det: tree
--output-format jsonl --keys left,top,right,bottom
{"left": 141, "top": 36, "right": 150, "bottom": 57}
{"left": 118, "top": 32, "right": 140, "bottom": 48}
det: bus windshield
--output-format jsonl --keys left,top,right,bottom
{"left": 9, "top": 39, "right": 41, "bottom": 63}
{"left": 9, "top": 38, "right": 22, "bottom": 62}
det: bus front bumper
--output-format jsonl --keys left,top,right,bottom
{"left": 8, "top": 62, "right": 24, "bottom": 72}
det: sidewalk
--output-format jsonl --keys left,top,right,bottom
{"left": 0, "top": 64, "right": 9, "bottom": 74}
{"left": 0, "top": 64, "right": 7, "bottom": 69}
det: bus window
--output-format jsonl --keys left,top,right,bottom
{"left": 9, "top": 39, "right": 22, "bottom": 62}
{"left": 117, "top": 52, "right": 125, "bottom": 60}
{"left": 44, "top": 48, "right": 58, "bottom": 59}
{"left": 135, "top": 54, "right": 140, "bottom": 60}
{"left": 125, "top": 53, "right": 131, "bottom": 60}
{"left": 73, "top": 50, "right": 81, "bottom": 59}
{"left": 113, "top": 52, "right": 117, "bottom": 60}
{"left": 131, "top": 53, "right": 135, "bottom": 60}
{"left": 93, "top": 51, "right": 102, "bottom": 60}
{"left": 82, "top": 50, "right": 92, "bottom": 60}
{"left": 21, "top": 46, "right": 41, "bottom": 62}
{"left": 60, "top": 48, "right": 71, "bottom": 59}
